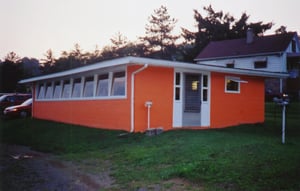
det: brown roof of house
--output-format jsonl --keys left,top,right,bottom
{"left": 195, "top": 32, "right": 297, "bottom": 61}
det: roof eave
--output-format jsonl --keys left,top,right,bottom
{"left": 194, "top": 64, "right": 289, "bottom": 78}
{"left": 19, "top": 57, "right": 134, "bottom": 84}
{"left": 19, "top": 56, "right": 288, "bottom": 84}
{"left": 194, "top": 51, "right": 283, "bottom": 62}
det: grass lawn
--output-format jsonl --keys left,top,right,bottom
{"left": 1, "top": 102, "right": 300, "bottom": 191}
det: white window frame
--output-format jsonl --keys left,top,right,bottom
{"left": 174, "top": 72, "right": 182, "bottom": 101}
{"left": 202, "top": 74, "right": 209, "bottom": 102}
{"left": 71, "top": 78, "right": 82, "bottom": 98}
{"left": 83, "top": 76, "right": 95, "bottom": 97}
{"left": 225, "top": 76, "right": 241, "bottom": 93}
{"left": 96, "top": 73, "right": 109, "bottom": 97}
{"left": 35, "top": 67, "right": 127, "bottom": 101}
{"left": 111, "top": 71, "right": 126, "bottom": 96}
{"left": 62, "top": 79, "right": 71, "bottom": 98}
{"left": 53, "top": 80, "right": 63, "bottom": 99}
{"left": 36, "top": 83, "right": 46, "bottom": 99}
{"left": 45, "top": 82, "right": 54, "bottom": 99}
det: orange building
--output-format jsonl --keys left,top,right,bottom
{"left": 20, "top": 57, "right": 288, "bottom": 132}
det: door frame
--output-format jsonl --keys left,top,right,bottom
{"left": 172, "top": 69, "right": 211, "bottom": 128}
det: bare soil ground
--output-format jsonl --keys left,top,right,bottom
{"left": 0, "top": 144, "right": 202, "bottom": 191}
{"left": 0, "top": 144, "right": 114, "bottom": 191}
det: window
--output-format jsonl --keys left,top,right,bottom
{"left": 45, "top": 83, "right": 53, "bottom": 99}
{"left": 97, "top": 74, "right": 109, "bottom": 96}
{"left": 225, "top": 76, "right": 240, "bottom": 93}
{"left": 111, "top": 72, "right": 125, "bottom": 96}
{"left": 254, "top": 61, "right": 267, "bottom": 68}
{"left": 62, "top": 80, "right": 71, "bottom": 98}
{"left": 184, "top": 74, "right": 201, "bottom": 112}
{"left": 202, "top": 75, "right": 208, "bottom": 102}
{"left": 226, "top": 63, "right": 235, "bottom": 68}
{"left": 84, "top": 76, "right": 94, "bottom": 97}
{"left": 203, "top": 75, "right": 208, "bottom": 87}
{"left": 292, "top": 40, "right": 296, "bottom": 52}
{"left": 37, "top": 84, "right": 45, "bottom": 99}
{"left": 53, "top": 81, "right": 62, "bottom": 98}
{"left": 72, "top": 78, "right": 82, "bottom": 98}
{"left": 175, "top": 72, "right": 181, "bottom": 100}
{"left": 33, "top": 70, "right": 126, "bottom": 100}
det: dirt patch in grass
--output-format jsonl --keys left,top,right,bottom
{"left": 0, "top": 144, "right": 205, "bottom": 191}
{"left": 134, "top": 178, "right": 204, "bottom": 191}
{"left": 0, "top": 144, "right": 114, "bottom": 191}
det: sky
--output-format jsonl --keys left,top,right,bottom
{"left": 0, "top": 0, "right": 299, "bottom": 60}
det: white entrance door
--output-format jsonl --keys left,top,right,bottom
{"left": 172, "top": 71, "right": 210, "bottom": 128}
{"left": 183, "top": 73, "right": 201, "bottom": 126}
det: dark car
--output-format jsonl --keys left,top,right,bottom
{"left": 0, "top": 94, "right": 32, "bottom": 114}
{"left": 3, "top": 98, "right": 32, "bottom": 118}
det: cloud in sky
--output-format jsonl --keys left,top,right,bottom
{"left": 0, "top": 0, "right": 299, "bottom": 59}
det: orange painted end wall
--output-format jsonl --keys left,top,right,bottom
{"left": 32, "top": 65, "right": 174, "bottom": 132}
{"left": 131, "top": 65, "right": 174, "bottom": 132}
{"left": 210, "top": 72, "right": 265, "bottom": 128}
{"left": 33, "top": 99, "right": 131, "bottom": 131}
{"left": 32, "top": 69, "right": 133, "bottom": 131}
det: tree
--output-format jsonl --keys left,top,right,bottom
{"left": 99, "top": 32, "right": 146, "bottom": 60}
{"left": 181, "top": 5, "right": 273, "bottom": 61}
{"left": 141, "top": 5, "right": 179, "bottom": 59}
{"left": 110, "top": 32, "right": 128, "bottom": 50}
{"left": 53, "top": 44, "right": 87, "bottom": 72}
{"left": 40, "top": 49, "right": 56, "bottom": 74}
{"left": 275, "top": 25, "right": 288, "bottom": 34}
{"left": 21, "top": 57, "right": 41, "bottom": 78}
{"left": 4, "top": 51, "right": 21, "bottom": 64}
{"left": 0, "top": 52, "right": 23, "bottom": 92}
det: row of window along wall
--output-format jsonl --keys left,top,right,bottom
{"left": 36, "top": 71, "right": 126, "bottom": 100}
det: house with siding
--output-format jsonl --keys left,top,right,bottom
{"left": 20, "top": 56, "right": 288, "bottom": 132}
{"left": 195, "top": 30, "right": 300, "bottom": 100}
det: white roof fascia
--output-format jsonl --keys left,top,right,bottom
{"left": 19, "top": 57, "right": 133, "bottom": 84}
{"left": 191, "top": 64, "right": 289, "bottom": 78}
{"left": 128, "top": 57, "right": 289, "bottom": 78}
{"left": 194, "top": 51, "right": 283, "bottom": 62}
{"left": 19, "top": 56, "right": 289, "bottom": 84}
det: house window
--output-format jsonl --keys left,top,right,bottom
{"left": 111, "top": 72, "right": 125, "bottom": 96}
{"left": 34, "top": 70, "right": 127, "bottom": 100}
{"left": 254, "top": 61, "right": 267, "bottom": 68}
{"left": 226, "top": 63, "right": 235, "bottom": 68}
{"left": 53, "top": 81, "right": 62, "bottom": 99}
{"left": 225, "top": 76, "right": 240, "bottom": 93}
{"left": 97, "top": 74, "right": 109, "bottom": 96}
{"left": 83, "top": 76, "right": 94, "bottom": 97}
{"left": 175, "top": 72, "right": 181, "bottom": 100}
{"left": 202, "top": 75, "right": 208, "bottom": 102}
{"left": 72, "top": 78, "right": 82, "bottom": 98}
{"left": 37, "top": 83, "right": 45, "bottom": 99}
{"left": 292, "top": 40, "right": 296, "bottom": 52}
{"left": 62, "top": 80, "right": 71, "bottom": 98}
{"left": 45, "top": 82, "right": 53, "bottom": 99}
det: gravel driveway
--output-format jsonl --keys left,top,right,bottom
{"left": 0, "top": 144, "right": 113, "bottom": 191}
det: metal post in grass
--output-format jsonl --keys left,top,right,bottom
{"left": 282, "top": 103, "right": 286, "bottom": 144}
{"left": 273, "top": 94, "right": 289, "bottom": 144}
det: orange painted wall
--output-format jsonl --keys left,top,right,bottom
{"left": 131, "top": 65, "right": 174, "bottom": 132}
{"left": 33, "top": 69, "right": 133, "bottom": 131}
{"left": 33, "top": 99, "right": 131, "bottom": 131}
{"left": 32, "top": 65, "right": 174, "bottom": 132}
{"left": 210, "top": 72, "right": 265, "bottom": 128}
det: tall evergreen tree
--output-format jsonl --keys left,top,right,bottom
{"left": 0, "top": 52, "right": 23, "bottom": 92}
{"left": 141, "top": 5, "right": 179, "bottom": 59}
{"left": 40, "top": 49, "right": 56, "bottom": 74}
{"left": 181, "top": 5, "right": 273, "bottom": 61}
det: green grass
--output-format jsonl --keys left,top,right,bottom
{"left": 1, "top": 102, "right": 300, "bottom": 191}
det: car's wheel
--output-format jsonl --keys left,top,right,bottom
{"left": 20, "top": 111, "right": 28, "bottom": 118}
